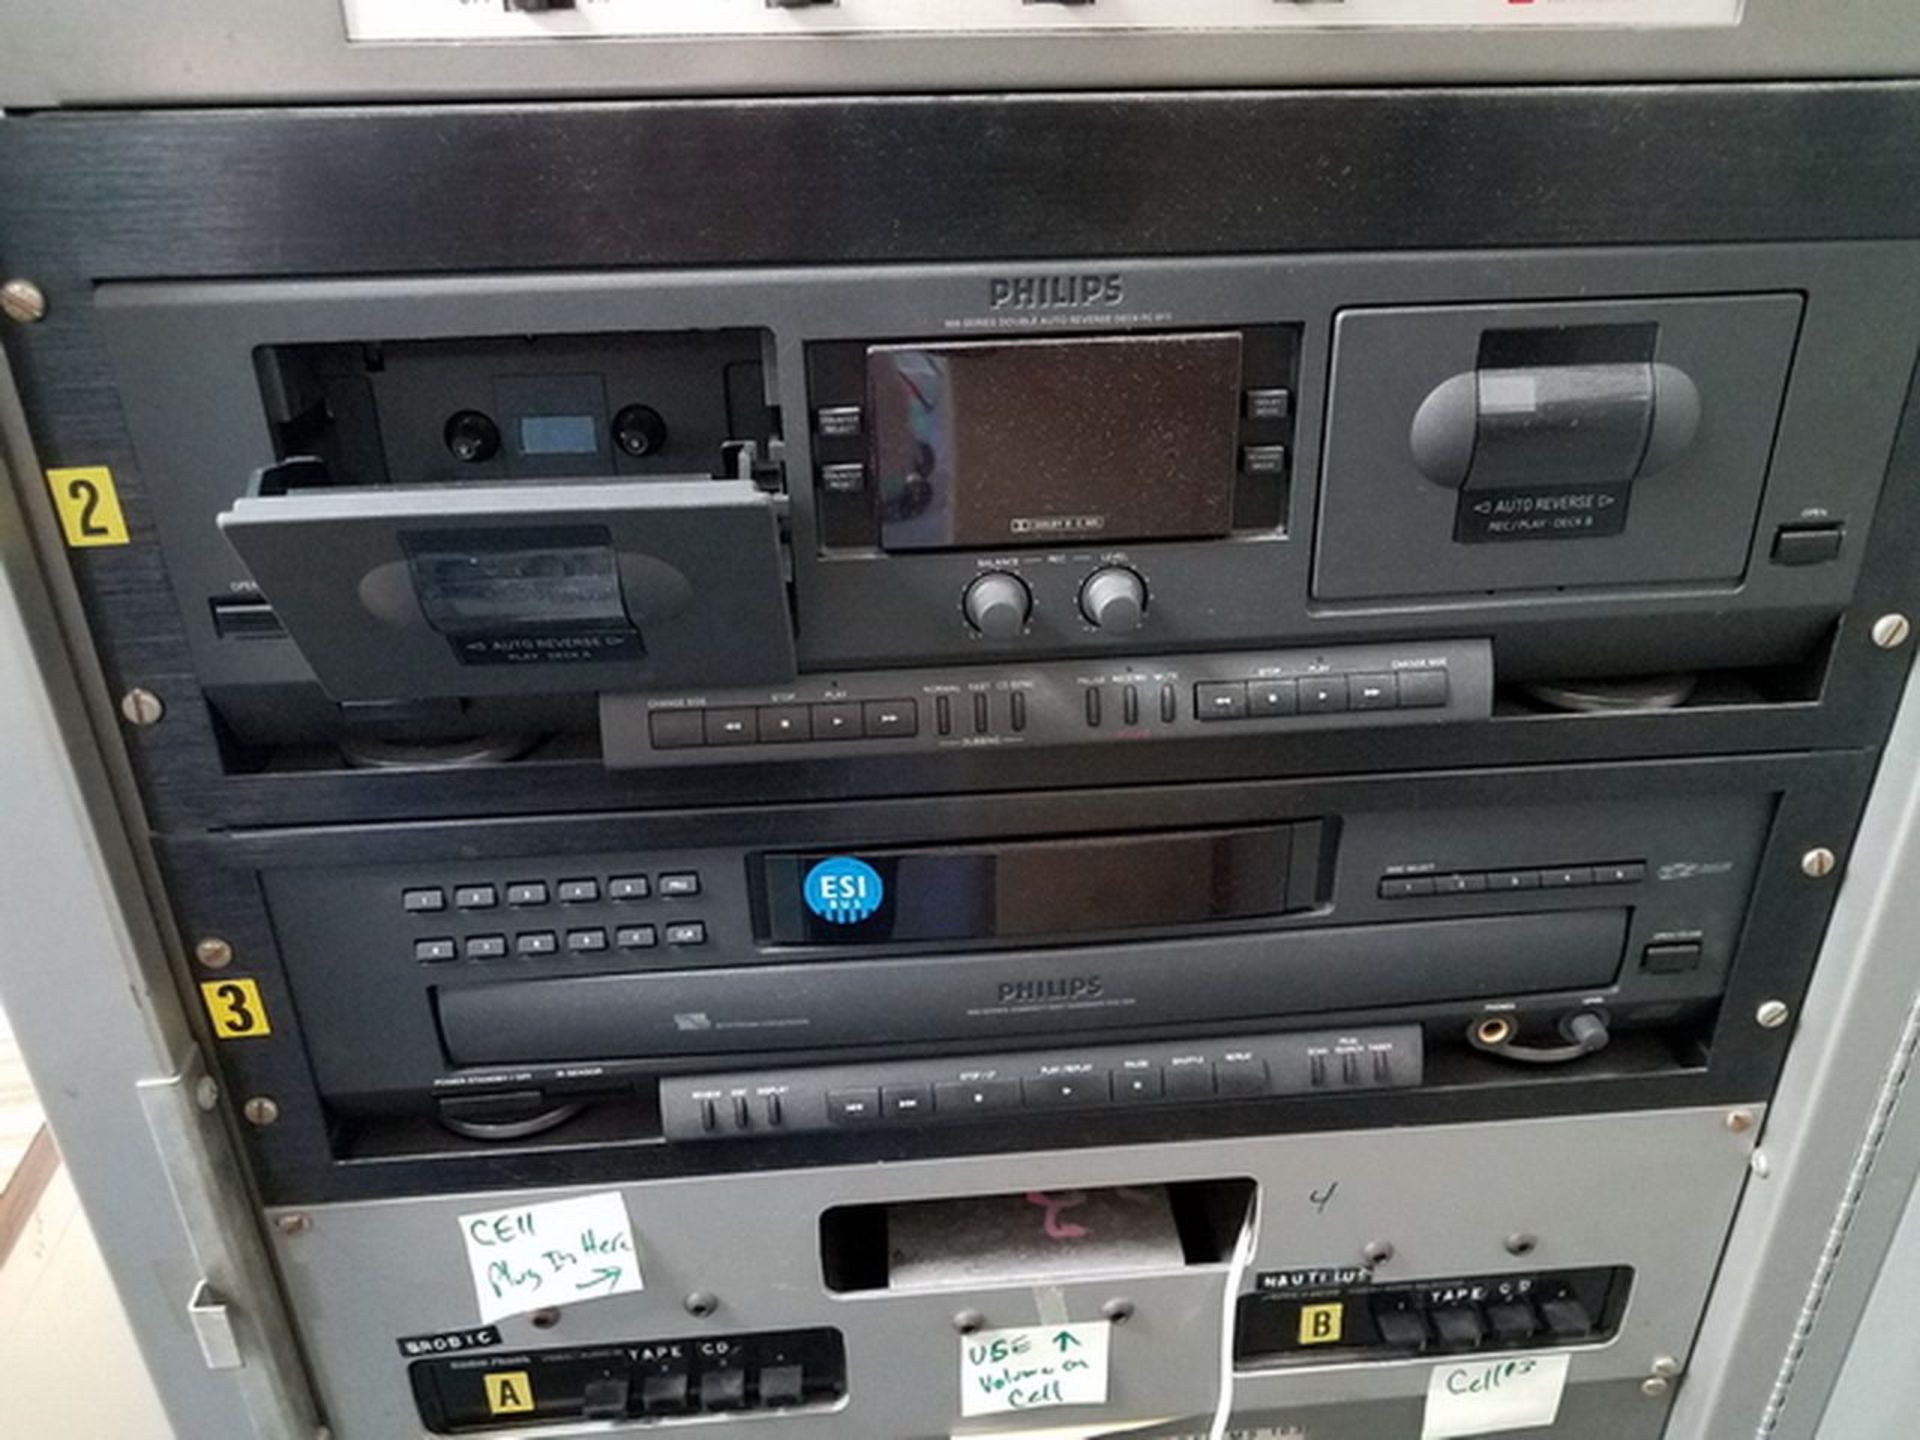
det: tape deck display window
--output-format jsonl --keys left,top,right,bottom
{"left": 867, "top": 334, "right": 1242, "bottom": 550}
{"left": 807, "top": 325, "right": 1298, "bottom": 553}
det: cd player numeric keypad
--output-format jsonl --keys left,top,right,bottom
{"left": 406, "top": 867, "right": 709, "bottom": 964}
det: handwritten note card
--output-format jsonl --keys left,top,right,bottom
{"left": 1422, "top": 1352, "right": 1571, "bottom": 1440}
{"left": 459, "top": 1191, "right": 643, "bottom": 1325}
{"left": 960, "top": 1321, "right": 1111, "bottom": 1419}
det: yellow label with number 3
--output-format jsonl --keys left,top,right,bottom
{"left": 44, "top": 466, "right": 130, "bottom": 547}
{"left": 199, "top": 979, "right": 272, "bottom": 1039}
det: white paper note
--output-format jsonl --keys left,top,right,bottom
{"left": 1422, "top": 1352, "right": 1571, "bottom": 1440}
{"left": 458, "top": 1191, "right": 643, "bottom": 1325}
{"left": 950, "top": 1420, "right": 1177, "bottom": 1440}
{"left": 960, "top": 1321, "right": 1112, "bottom": 1418}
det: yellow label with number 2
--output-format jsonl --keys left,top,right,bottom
{"left": 44, "top": 466, "right": 130, "bottom": 547}
{"left": 199, "top": 979, "right": 272, "bottom": 1040}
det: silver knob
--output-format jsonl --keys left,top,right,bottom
{"left": 1079, "top": 567, "right": 1147, "bottom": 634}
{"left": 963, "top": 572, "right": 1032, "bottom": 639}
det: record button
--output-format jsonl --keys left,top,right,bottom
{"left": 1114, "top": 1067, "right": 1164, "bottom": 1102}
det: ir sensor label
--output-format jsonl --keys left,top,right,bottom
{"left": 803, "top": 857, "right": 884, "bottom": 925}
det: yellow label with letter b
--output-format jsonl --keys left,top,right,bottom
{"left": 199, "top": 979, "right": 272, "bottom": 1039}
{"left": 44, "top": 467, "right": 129, "bottom": 547}
{"left": 1298, "top": 1302, "right": 1345, "bottom": 1345}
{"left": 484, "top": 1371, "right": 535, "bottom": 1415}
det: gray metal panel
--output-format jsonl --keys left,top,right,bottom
{"left": 1812, "top": 1170, "right": 1920, "bottom": 1440}
{"left": 1667, "top": 658, "right": 1920, "bottom": 1440}
{"left": 269, "top": 1105, "right": 1754, "bottom": 1438}
{"left": 3, "top": 0, "right": 1920, "bottom": 105}
{"left": 0, "top": 357, "right": 314, "bottom": 1431}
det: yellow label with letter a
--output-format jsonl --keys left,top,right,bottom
{"left": 1298, "top": 1302, "right": 1345, "bottom": 1345}
{"left": 44, "top": 467, "right": 130, "bottom": 547}
{"left": 484, "top": 1371, "right": 536, "bottom": 1415}
{"left": 198, "top": 979, "right": 272, "bottom": 1039}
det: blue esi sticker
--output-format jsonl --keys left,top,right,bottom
{"left": 803, "top": 856, "right": 884, "bottom": 925}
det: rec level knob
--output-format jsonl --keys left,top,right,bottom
{"left": 1080, "top": 567, "right": 1148, "bottom": 634}
{"left": 963, "top": 572, "right": 1032, "bottom": 639}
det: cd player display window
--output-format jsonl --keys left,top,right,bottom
{"left": 866, "top": 333, "right": 1242, "bottom": 550}
{"left": 758, "top": 824, "right": 1310, "bottom": 946}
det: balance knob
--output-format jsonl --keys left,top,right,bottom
{"left": 1079, "top": 567, "right": 1147, "bottom": 634}
{"left": 963, "top": 572, "right": 1032, "bottom": 639}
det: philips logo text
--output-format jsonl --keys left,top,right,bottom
{"left": 997, "top": 976, "right": 1105, "bottom": 1003}
{"left": 988, "top": 274, "right": 1125, "bottom": 311}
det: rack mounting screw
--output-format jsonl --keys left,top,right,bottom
{"left": 243, "top": 1097, "right": 280, "bottom": 1127}
{"left": 1361, "top": 1239, "right": 1395, "bottom": 1266}
{"left": 1651, "top": 1356, "right": 1682, "bottom": 1378}
{"left": 194, "top": 1077, "right": 221, "bottom": 1112}
{"left": 1757, "top": 1000, "right": 1791, "bottom": 1030}
{"left": 1801, "top": 847, "right": 1837, "bottom": 879}
{"left": 120, "top": 688, "right": 165, "bottom": 727}
{"left": 1872, "top": 613, "right": 1912, "bottom": 650}
{"left": 1101, "top": 1298, "right": 1136, "bottom": 1324}
{"left": 1504, "top": 1233, "right": 1537, "bottom": 1257}
{"left": 195, "top": 937, "right": 233, "bottom": 970}
{"left": 952, "top": 1309, "right": 986, "bottom": 1335}
{"left": 1642, "top": 1376, "right": 1672, "bottom": 1397}
{"left": 0, "top": 279, "right": 46, "bottom": 324}
{"left": 275, "top": 1213, "right": 310, "bottom": 1236}
{"left": 1725, "top": 1109, "right": 1756, "bottom": 1133}
{"left": 684, "top": 1291, "right": 719, "bottom": 1319}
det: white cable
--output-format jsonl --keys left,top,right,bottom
{"left": 1208, "top": 1196, "right": 1261, "bottom": 1440}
